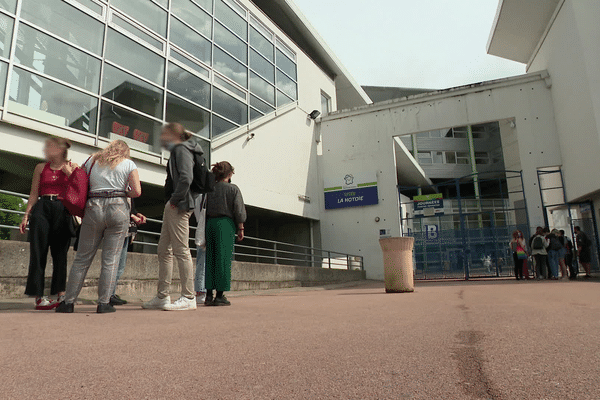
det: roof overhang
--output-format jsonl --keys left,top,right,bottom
{"left": 250, "top": 0, "right": 372, "bottom": 109}
{"left": 486, "top": 0, "right": 561, "bottom": 64}
{"left": 394, "top": 137, "right": 432, "bottom": 189}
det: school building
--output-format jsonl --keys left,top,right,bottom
{"left": 0, "top": 0, "right": 599, "bottom": 281}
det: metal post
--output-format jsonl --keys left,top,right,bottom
{"left": 328, "top": 251, "right": 331, "bottom": 269}
{"left": 346, "top": 254, "right": 350, "bottom": 270}
{"left": 274, "top": 243, "right": 278, "bottom": 265}
{"left": 456, "top": 177, "right": 470, "bottom": 280}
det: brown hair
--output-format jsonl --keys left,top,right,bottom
{"left": 47, "top": 136, "right": 71, "bottom": 161}
{"left": 212, "top": 161, "right": 234, "bottom": 181}
{"left": 512, "top": 230, "right": 523, "bottom": 240}
{"left": 164, "top": 122, "right": 192, "bottom": 141}
{"left": 93, "top": 140, "right": 131, "bottom": 169}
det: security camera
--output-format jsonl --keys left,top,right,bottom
{"left": 247, "top": 133, "right": 255, "bottom": 140}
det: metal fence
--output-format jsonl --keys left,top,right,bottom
{"left": 0, "top": 189, "right": 363, "bottom": 271}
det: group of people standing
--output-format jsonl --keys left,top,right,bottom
{"left": 21, "top": 122, "right": 245, "bottom": 313}
{"left": 510, "top": 226, "right": 593, "bottom": 280}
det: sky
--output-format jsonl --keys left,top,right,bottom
{"left": 292, "top": 0, "right": 526, "bottom": 90}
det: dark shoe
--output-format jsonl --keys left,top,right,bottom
{"left": 213, "top": 296, "right": 231, "bottom": 306}
{"left": 97, "top": 303, "right": 116, "bottom": 314}
{"left": 109, "top": 294, "right": 127, "bottom": 306}
{"left": 584, "top": 275, "right": 592, "bottom": 279}
{"left": 204, "top": 295, "right": 214, "bottom": 306}
{"left": 55, "top": 301, "right": 74, "bottom": 313}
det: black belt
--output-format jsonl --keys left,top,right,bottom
{"left": 88, "top": 191, "right": 127, "bottom": 199}
{"left": 40, "top": 195, "right": 60, "bottom": 201}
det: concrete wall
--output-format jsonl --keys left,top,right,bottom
{"left": 318, "top": 72, "right": 561, "bottom": 280}
{"left": 528, "top": 0, "right": 600, "bottom": 203}
{"left": 0, "top": 240, "right": 365, "bottom": 299}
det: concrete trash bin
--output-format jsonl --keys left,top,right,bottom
{"left": 379, "top": 237, "right": 415, "bottom": 293}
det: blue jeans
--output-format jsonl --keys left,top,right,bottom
{"left": 195, "top": 247, "right": 206, "bottom": 293}
{"left": 548, "top": 249, "right": 560, "bottom": 278}
{"left": 112, "top": 237, "right": 129, "bottom": 296}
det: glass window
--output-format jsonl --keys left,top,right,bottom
{"left": 171, "top": 50, "right": 209, "bottom": 77}
{"left": 430, "top": 130, "right": 442, "bottom": 138}
{"left": 21, "top": 0, "right": 105, "bottom": 55}
{"left": 475, "top": 152, "right": 489, "bottom": 165}
{"left": 170, "top": 17, "right": 212, "bottom": 66}
{"left": 250, "top": 95, "right": 274, "bottom": 115}
{"left": 15, "top": 24, "right": 101, "bottom": 93}
{"left": 320, "top": 93, "right": 330, "bottom": 116}
{"left": 445, "top": 152, "right": 456, "bottom": 164}
{"left": 0, "top": 61, "right": 8, "bottom": 106}
{"left": 102, "top": 64, "right": 163, "bottom": 118}
{"left": 72, "top": 0, "right": 103, "bottom": 15}
{"left": 0, "top": 0, "right": 16, "bottom": 13}
{"left": 105, "top": 29, "right": 165, "bottom": 85}
{"left": 432, "top": 151, "right": 444, "bottom": 164}
{"left": 212, "top": 114, "right": 237, "bottom": 138}
{"left": 250, "top": 26, "right": 273, "bottom": 62}
{"left": 213, "top": 87, "right": 247, "bottom": 125}
{"left": 416, "top": 132, "right": 429, "bottom": 138}
{"left": 214, "top": 22, "right": 247, "bottom": 63}
{"left": 215, "top": 0, "right": 246, "bottom": 40}
{"left": 213, "top": 46, "right": 247, "bottom": 88}
{"left": 0, "top": 13, "right": 14, "bottom": 58}
{"left": 276, "top": 39, "right": 295, "bottom": 61}
{"left": 276, "top": 49, "right": 296, "bottom": 81}
{"left": 214, "top": 75, "right": 245, "bottom": 99}
{"left": 9, "top": 67, "right": 98, "bottom": 133}
{"left": 167, "top": 62, "right": 210, "bottom": 108}
{"left": 112, "top": 14, "right": 163, "bottom": 50}
{"left": 417, "top": 151, "right": 432, "bottom": 165}
{"left": 249, "top": 72, "right": 274, "bottom": 106}
{"left": 250, "top": 107, "right": 262, "bottom": 122}
{"left": 99, "top": 101, "right": 162, "bottom": 153}
{"left": 276, "top": 90, "right": 292, "bottom": 107}
{"left": 166, "top": 94, "right": 210, "bottom": 138}
{"left": 250, "top": 49, "right": 274, "bottom": 84}
{"left": 171, "top": 0, "right": 212, "bottom": 39}
{"left": 456, "top": 152, "right": 470, "bottom": 165}
{"left": 111, "top": 0, "right": 167, "bottom": 37}
{"left": 276, "top": 69, "right": 296, "bottom": 99}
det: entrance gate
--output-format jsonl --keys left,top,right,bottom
{"left": 400, "top": 171, "right": 530, "bottom": 280}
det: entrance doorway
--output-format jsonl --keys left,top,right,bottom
{"left": 400, "top": 171, "right": 529, "bottom": 279}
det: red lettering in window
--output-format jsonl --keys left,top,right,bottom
{"left": 133, "top": 129, "right": 149, "bottom": 143}
{"left": 112, "top": 121, "right": 129, "bottom": 137}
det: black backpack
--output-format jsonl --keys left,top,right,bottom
{"left": 550, "top": 236, "right": 563, "bottom": 251}
{"left": 170, "top": 146, "right": 215, "bottom": 195}
{"left": 532, "top": 236, "right": 544, "bottom": 250}
{"left": 190, "top": 152, "right": 215, "bottom": 194}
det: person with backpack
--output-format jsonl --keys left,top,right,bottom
{"left": 560, "top": 230, "right": 576, "bottom": 279}
{"left": 143, "top": 123, "right": 208, "bottom": 311}
{"left": 510, "top": 230, "right": 529, "bottom": 280}
{"left": 546, "top": 229, "right": 563, "bottom": 280}
{"left": 530, "top": 226, "right": 549, "bottom": 279}
{"left": 574, "top": 226, "right": 593, "bottom": 279}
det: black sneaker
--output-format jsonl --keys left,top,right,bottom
{"left": 55, "top": 301, "right": 74, "bottom": 313}
{"left": 213, "top": 296, "right": 231, "bottom": 306}
{"left": 109, "top": 295, "right": 127, "bottom": 306}
{"left": 204, "top": 295, "right": 214, "bottom": 306}
{"left": 97, "top": 303, "right": 116, "bottom": 314}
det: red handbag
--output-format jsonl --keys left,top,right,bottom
{"left": 60, "top": 158, "right": 94, "bottom": 217}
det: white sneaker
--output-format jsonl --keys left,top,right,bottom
{"left": 142, "top": 295, "right": 171, "bottom": 309}
{"left": 163, "top": 296, "right": 197, "bottom": 311}
{"left": 196, "top": 293, "right": 206, "bottom": 305}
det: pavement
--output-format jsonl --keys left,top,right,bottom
{"left": 2, "top": 278, "right": 600, "bottom": 399}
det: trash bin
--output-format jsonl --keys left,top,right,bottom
{"left": 379, "top": 237, "right": 415, "bottom": 293}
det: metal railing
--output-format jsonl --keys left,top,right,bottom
{"left": 0, "top": 189, "right": 363, "bottom": 271}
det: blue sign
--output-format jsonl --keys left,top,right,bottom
{"left": 324, "top": 186, "right": 379, "bottom": 210}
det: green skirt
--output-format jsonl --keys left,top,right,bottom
{"left": 205, "top": 217, "right": 236, "bottom": 291}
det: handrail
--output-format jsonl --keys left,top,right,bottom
{"left": 0, "top": 189, "right": 364, "bottom": 270}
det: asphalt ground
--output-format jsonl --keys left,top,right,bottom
{"left": 2, "top": 278, "right": 600, "bottom": 399}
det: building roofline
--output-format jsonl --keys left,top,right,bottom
{"left": 321, "top": 70, "right": 552, "bottom": 121}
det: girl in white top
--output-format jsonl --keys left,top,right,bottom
{"left": 57, "top": 140, "right": 142, "bottom": 314}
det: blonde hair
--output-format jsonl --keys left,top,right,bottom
{"left": 93, "top": 140, "right": 131, "bottom": 169}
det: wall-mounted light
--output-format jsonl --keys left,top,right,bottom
{"left": 308, "top": 110, "right": 321, "bottom": 120}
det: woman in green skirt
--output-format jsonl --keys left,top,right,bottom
{"left": 204, "top": 161, "right": 246, "bottom": 306}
